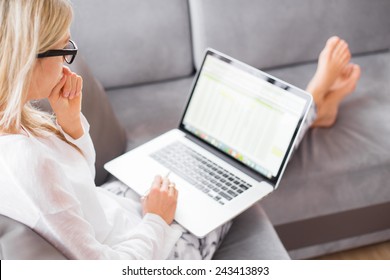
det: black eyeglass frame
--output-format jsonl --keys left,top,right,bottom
{"left": 37, "top": 39, "right": 78, "bottom": 64}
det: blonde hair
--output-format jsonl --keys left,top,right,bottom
{"left": 0, "top": 0, "right": 77, "bottom": 145}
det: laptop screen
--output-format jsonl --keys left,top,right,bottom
{"left": 180, "top": 50, "right": 312, "bottom": 184}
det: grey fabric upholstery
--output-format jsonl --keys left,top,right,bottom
{"left": 189, "top": 0, "right": 390, "bottom": 69}
{"left": 0, "top": 215, "right": 66, "bottom": 260}
{"left": 261, "top": 51, "right": 390, "bottom": 258}
{"left": 106, "top": 77, "right": 194, "bottom": 150}
{"left": 70, "top": 0, "right": 194, "bottom": 88}
{"left": 36, "top": 54, "right": 127, "bottom": 186}
{"left": 213, "top": 203, "right": 290, "bottom": 260}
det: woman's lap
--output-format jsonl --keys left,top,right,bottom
{"left": 102, "top": 180, "right": 232, "bottom": 259}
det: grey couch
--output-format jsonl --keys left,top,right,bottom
{"left": 1, "top": 0, "right": 390, "bottom": 259}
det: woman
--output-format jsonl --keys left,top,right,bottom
{"left": 0, "top": 0, "right": 360, "bottom": 259}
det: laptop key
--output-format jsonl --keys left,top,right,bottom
{"left": 227, "top": 190, "right": 237, "bottom": 197}
{"left": 219, "top": 192, "right": 232, "bottom": 201}
{"left": 151, "top": 141, "right": 253, "bottom": 204}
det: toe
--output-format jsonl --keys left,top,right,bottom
{"left": 340, "top": 51, "right": 351, "bottom": 64}
{"left": 322, "top": 36, "right": 340, "bottom": 58}
{"left": 320, "top": 36, "right": 340, "bottom": 60}
{"left": 349, "top": 64, "right": 361, "bottom": 80}
{"left": 353, "top": 64, "right": 361, "bottom": 76}
{"left": 334, "top": 40, "right": 347, "bottom": 56}
{"left": 341, "top": 64, "right": 354, "bottom": 77}
{"left": 327, "top": 36, "right": 340, "bottom": 47}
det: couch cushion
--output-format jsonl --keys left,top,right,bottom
{"left": 106, "top": 77, "right": 194, "bottom": 150}
{"left": 189, "top": 0, "right": 390, "bottom": 69}
{"left": 260, "top": 51, "right": 390, "bottom": 252}
{"left": 71, "top": 0, "right": 194, "bottom": 89}
{"left": 36, "top": 54, "right": 127, "bottom": 186}
{"left": 213, "top": 203, "right": 290, "bottom": 260}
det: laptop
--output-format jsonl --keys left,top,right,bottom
{"left": 104, "top": 49, "right": 312, "bottom": 237}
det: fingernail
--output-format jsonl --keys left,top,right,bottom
{"left": 64, "top": 92, "right": 69, "bottom": 97}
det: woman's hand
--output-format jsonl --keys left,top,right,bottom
{"left": 48, "top": 66, "right": 83, "bottom": 139}
{"left": 142, "top": 175, "right": 178, "bottom": 225}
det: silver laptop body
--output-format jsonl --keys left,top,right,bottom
{"left": 105, "top": 49, "right": 312, "bottom": 237}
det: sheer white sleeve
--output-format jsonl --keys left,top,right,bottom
{"left": 56, "top": 114, "right": 96, "bottom": 178}
{"left": 36, "top": 209, "right": 182, "bottom": 260}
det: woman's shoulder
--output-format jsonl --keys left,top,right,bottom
{"left": 0, "top": 133, "right": 78, "bottom": 196}
{"left": 0, "top": 133, "right": 32, "bottom": 150}
{"left": 0, "top": 134, "right": 80, "bottom": 227}
{"left": 0, "top": 133, "right": 36, "bottom": 147}
{"left": 0, "top": 134, "right": 50, "bottom": 166}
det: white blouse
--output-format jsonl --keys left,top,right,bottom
{"left": 0, "top": 115, "right": 182, "bottom": 259}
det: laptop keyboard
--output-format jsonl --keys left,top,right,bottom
{"left": 150, "top": 141, "right": 252, "bottom": 205}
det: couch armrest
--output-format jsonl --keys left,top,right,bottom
{"left": 0, "top": 215, "right": 66, "bottom": 260}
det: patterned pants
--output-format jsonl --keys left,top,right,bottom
{"left": 103, "top": 103, "right": 317, "bottom": 259}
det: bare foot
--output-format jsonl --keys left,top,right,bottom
{"left": 312, "top": 64, "right": 361, "bottom": 128}
{"left": 329, "top": 63, "right": 354, "bottom": 92}
{"left": 306, "top": 36, "right": 351, "bottom": 107}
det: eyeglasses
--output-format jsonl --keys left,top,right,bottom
{"left": 37, "top": 39, "right": 78, "bottom": 64}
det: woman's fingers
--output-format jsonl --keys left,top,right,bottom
{"left": 62, "top": 73, "right": 72, "bottom": 98}
{"left": 75, "top": 75, "right": 83, "bottom": 97}
{"left": 68, "top": 73, "right": 77, "bottom": 99}
{"left": 168, "top": 182, "right": 177, "bottom": 197}
{"left": 69, "top": 74, "right": 76, "bottom": 99}
{"left": 63, "top": 65, "right": 72, "bottom": 75}
{"left": 61, "top": 70, "right": 83, "bottom": 100}
{"left": 49, "top": 75, "right": 67, "bottom": 100}
{"left": 161, "top": 177, "right": 170, "bottom": 192}
{"left": 150, "top": 175, "right": 162, "bottom": 190}
{"left": 143, "top": 175, "right": 179, "bottom": 225}
{"left": 143, "top": 175, "right": 161, "bottom": 199}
